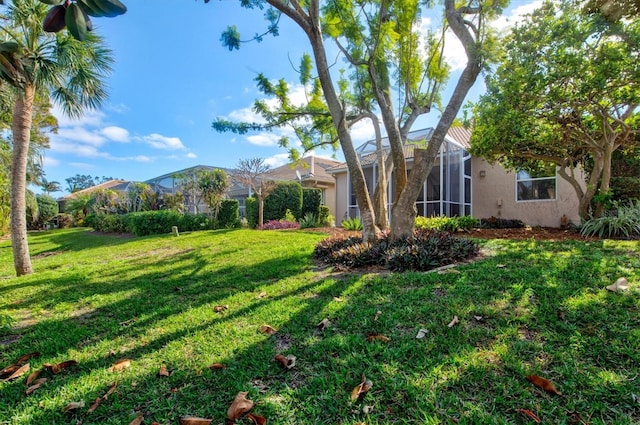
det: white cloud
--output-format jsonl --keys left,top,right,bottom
{"left": 246, "top": 132, "right": 281, "bottom": 147}
{"left": 140, "top": 133, "right": 186, "bottom": 150}
{"left": 186, "top": 152, "right": 197, "bottom": 159}
{"left": 228, "top": 106, "right": 265, "bottom": 123}
{"left": 264, "top": 153, "right": 290, "bottom": 168}
{"left": 54, "top": 127, "right": 106, "bottom": 146}
{"left": 492, "top": 0, "right": 543, "bottom": 33}
{"left": 69, "top": 162, "right": 95, "bottom": 170}
{"left": 50, "top": 140, "right": 107, "bottom": 158}
{"left": 107, "top": 103, "right": 130, "bottom": 114}
{"left": 51, "top": 104, "right": 105, "bottom": 128}
{"left": 43, "top": 157, "right": 60, "bottom": 167}
{"left": 101, "top": 126, "right": 130, "bottom": 143}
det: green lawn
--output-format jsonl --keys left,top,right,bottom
{"left": 0, "top": 228, "right": 638, "bottom": 424}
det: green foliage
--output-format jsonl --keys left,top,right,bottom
{"left": 414, "top": 215, "right": 479, "bottom": 232}
{"left": 27, "top": 194, "right": 58, "bottom": 230}
{"left": 611, "top": 177, "right": 640, "bottom": 202}
{"left": 480, "top": 216, "right": 526, "bottom": 229}
{"left": 54, "top": 213, "right": 72, "bottom": 229}
{"left": 283, "top": 208, "right": 296, "bottom": 223}
{"left": 263, "top": 181, "right": 302, "bottom": 221}
{"left": 298, "top": 212, "right": 318, "bottom": 229}
{"left": 245, "top": 197, "right": 258, "bottom": 229}
{"left": 314, "top": 230, "right": 479, "bottom": 272}
{"left": 301, "top": 187, "right": 322, "bottom": 218}
{"left": 580, "top": 200, "right": 640, "bottom": 239}
{"left": 218, "top": 199, "right": 240, "bottom": 228}
{"left": 318, "top": 205, "right": 333, "bottom": 227}
{"left": 341, "top": 217, "right": 363, "bottom": 231}
{"left": 198, "top": 168, "right": 229, "bottom": 219}
{"left": 84, "top": 213, "right": 127, "bottom": 233}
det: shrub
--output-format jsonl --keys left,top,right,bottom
{"left": 580, "top": 200, "right": 640, "bottom": 239}
{"left": 245, "top": 197, "right": 258, "bottom": 229}
{"left": 415, "top": 215, "right": 480, "bottom": 232}
{"left": 611, "top": 176, "right": 640, "bottom": 202}
{"left": 299, "top": 212, "right": 319, "bottom": 229}
{"left": 127, "top": 210, "right": 183, "bottom": 236}
{"left": 318, "top": 205, "right": 334, "bottom": 227}
{"left": 84, "top": 213, "right": 128, "bottom": 233}
{"left": 479, "top": 216, "right": 525, "bottom": 229}
{"left": 302, "top": 188, "right": 322, "bottom": 218}
{"left": 55, "top": 213, "right": 73, "bottom": 229}
{"left": 218, "top": 199, "right": 241, "bottom": 228}
{"left": 341, "top": 217, "right": 363, "bottom": 231}
{"left": 178, "top": 213, "right": 213, "bottom": 232}
{"left": 27, "top": 194, "right": 59, "bottom": 230}
{"left": 314, "top": 229, "right": 478, "bottom": 272}
{"left": 283, "top": 209, "right": 297, "bottom": 223}
{"left": 264, "top": 182, "right": 303, "bottom": 221}
{"left": 260, "top": 220, "right": 300, "bottom": 230}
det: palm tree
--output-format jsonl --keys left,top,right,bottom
{"left": 2, "top": 0, "right": 113, "bottom": 275}
{"left": 40, "top": 177, "right": 61, "bottom": 195}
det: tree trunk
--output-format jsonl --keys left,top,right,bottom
{"left": 594, "top": 143, "right": 614, "bottom": 218}
{"left": 10, "top": 84, "right": 35, "bottom": 276}
{"left": 370, "top": 114, "right": 389, "bottom": 231}
{"left": 258, "top": 195, "right": 264, "bottom": 228}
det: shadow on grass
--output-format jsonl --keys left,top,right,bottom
{"left": 0, "top": 232, "right": 638, "bottom": 424}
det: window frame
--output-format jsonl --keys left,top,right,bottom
{"left": 515, "top": 168, "right": 557, "bottom": 202}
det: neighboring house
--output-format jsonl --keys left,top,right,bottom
{"left": 58, "top": 179, "right": 134, "bottom": 213}
{"left": 329, "top": 127, "right": 585, "bottom": 227}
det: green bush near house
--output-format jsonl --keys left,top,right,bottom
{"left": 302, "top": 187, "right": 322, "bottom": 218}
{"left": 341, "top": 216, "right": 363, "bottom": 231}
{"left": 415, "top": 215, "right": 479, "bottom": 232}
{"left": 264, "top": 181, "right": 302, "bottom": 221}
{"left": 580, "top": 200, "right": 640, "bottom": 239}
{"left": 245, "top": 197, "right": 258, "bottom": 228}
{"left": 318, "top": 205, "right": 334, "bottom": 227}
{"left": 218, "top": 199, "right": 241, "bottom": 228}
{"left": 27, "top": 194, "right": 59, "bottom": 230}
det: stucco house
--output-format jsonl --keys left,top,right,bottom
{"left": 328, "top": 127, "right": 585, "bottom": 227}
{"left": 58, "top": 179, "right": 135, "bottom": 213}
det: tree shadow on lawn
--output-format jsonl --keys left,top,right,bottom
{"left": 1, "top": 236, "right": 638, "bottom": 424}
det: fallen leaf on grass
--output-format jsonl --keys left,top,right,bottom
{"left": 103, "top": 381, "right": 118, "bottom": 399}
{"left": 25, "top": 378, "right": 47, "bottom": 395}
{"left": 526, "top": 375, "right": 561, "bottom": 395}
{"left": 333, "top": 297, "right": 343, "bottom": 302}
{"left": 15, "top": 352, "right": 40, "bottom": 364}
{"left": 87, "top": 397, "right": 102, "bottom": 413}
{"left": 63, "top": 400, "right": 85, "bottom": 412}
{"left": 566, "top": 410, "right": 589, "bottom": 424}
{"left": 108, "top": 359, "right": 131, "bottom": 372}
{"left": 274, "top": 354, "right": 296, "bottom": 369}
{"left": 158, "top": 365, "right": 170, "bottom": 377}
{"left": 606, "top": 277, "right": 629, "bottom": 293}
{"left": 517, "top": 409, "right": 541, "bottom": 423}
{"left": 209, "top": 363, "right": 226, "bottom": 370}
{"left": 25, "top": 369, "right": 41, "bottom": 385}
{"left": 474, "top": 315, "right": 483, "bottom": 322}
{"left": 213, "top": 305, "right": 229, "bottom": 313}
{"left": 227, "top": 391, "right": 254, "bottom": 420}
{"left": 374, "top": 310, "right": 382, "bottom": 321}
{"left": 129, "top": 414, "right": 144, "bottom": 425}
{"left": 259, "top": 325, "right": 276, "bottom": 335}
{"left": 179, "top": 416, "right": 213, "bottom": 425}
{"left": 350, "top": 375, "right": 373, "bottom": 402}
{"left": 416, "top": 328, "right": 428, "bottom": 339}
{"left": 633, "top": 393, "right": 639, "bottom": 404}
{"left": 256, "top": 291, "right": 267, "bottom": 299}
{"left": 366, "top": 333, "right": 390, "bottom": 342}
{"left": 246, "top": 413, "right": 267, "bottom": 425}
{"left": 496, "top": 264, "right": 507, "bottom": 268}
{"left": 43, "top": 360, "right": 78, "bottom": 374}
{"left": 1, "top": 363, "right": 29, "bottom": 382}
{"left": 447, "top": 316, "right": 459, "bottom": 328}
{"left": 317, "top": 318, "right": 330, "bottom": 331}
{"left": 119, "top": 317, "right": 137, "bottom": 326}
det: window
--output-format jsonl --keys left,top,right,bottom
{"left": 516, "top": 167, "right": 556, "bottom": 201}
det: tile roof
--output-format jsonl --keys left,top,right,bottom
{"left": 264, "top": 155, "right": 341, "bottom": 184}
{"left": 60, "top": 180, "right": 132, "bottom": 200}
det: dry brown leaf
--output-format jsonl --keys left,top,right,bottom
{"left": 606, "top": 277, "right": 629, "bottom": 293}
{"left": 227, "top": 391, "right": 254, "bottom": 420}
{"left": 415, "top": 328, "right": 428, "bottom": 339}
{"left": 15, "top": 352, "right": 40, "bottom": 364}
{"left": 274, "top": 354, "right": 296, "bottom": 369}
{"left": 63, "top": 400, "right": 85, "bottom": 412}
{"left": 25, "top": 369, "right": 42, "bottom": 386}
{"left": 350, "top": 375, "right": 373, "bottom": 402}
{"left": 373, "top": 311, "right": 382, "bottom": 321}
{"left": 447, "top": 316, "right": 460, "bottom": 328}
{"left": 25, "top": 378, "right": 47, "bottom": 395}
{"left": 178, "top": 417, "right": 213, "bottom": 425}
{"left": 129, "top": 413, "right": 144, "bottom": 425}
{"left": 517, "top": 409, "right": 541, "bottom": 423}
{"left": 366, "top": 333, "right": 391, "bottom": 342}
{"left": 209, "top": 363, "right": 226, "bottom": 370}
{"left": 259, "top": 325, "right": 276, "bottom": 335}
{"left": 256, "top": 291, "right": 267, "bottom": 299}
{"left": 333, "top": 297, "right": 343, "bottom": 302}
{"left": 158, "top": 365, "right": 170, "bottom": 377}
{"left": 108, "top": 359, "right": 131, "bottom": 372}
{"left": 317, "top": 318, "right": 330, "bottom": 331}
{"left": 526, "top": 374, "right": 562, "bottom": 395}
{"left": 0, "top": 363, "right": 21, "bottom": 379}
{"left": 1, "top": 363, "right": 29, "bottom": 382}
{"left": 213, "top": 305, "right": 229, "bottom": 312}
{"left": 246, "top": 413, "right": 267, "bottom": 425}
{"left": 87, "top": 397, "right": 102, "bottom": 413}
{"left": 103, "top": 381, "right": 118, "bottom": 399}
{"left": 119, "top": 317, "right": 138, "bottom": 326}
{"left": 43, "top": 360, "right": 78, "bottom": 375}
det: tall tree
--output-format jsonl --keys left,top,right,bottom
{"left": 40, "top": 177, "right": 61, "bottom": 194}
{"left": 1, "top": 0, "right": 113, "bottom": 276}
{"left": 233, "top": 158, "right": 275, "bottom": 228}
{"left": 470, "top": 0, "right": 639, "bottom": 220}
{"left": 198, "top": 168, "right": 229, "bottom": 220}
{"left": 217, "top": 0, "right": 506, "bottom": 241}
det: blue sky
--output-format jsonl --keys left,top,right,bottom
{"left": 41, "top": 0, "right": 542, "bottom": 196}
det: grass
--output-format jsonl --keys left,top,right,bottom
{"left": 0, "top": 228, "right": 638, "bottom": 424}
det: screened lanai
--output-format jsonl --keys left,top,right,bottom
{"left": 344, "top": 127, "right": 472, "bottom": 220}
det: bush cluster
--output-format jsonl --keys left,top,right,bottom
{"left": 341, "top": 217, "right": 363, "bottom": 231}
{"left": 259, "top": 220, "right": 300, "bottom": 230}
{"left": 314, "top": 229, "right": 479, "bottom": 272}
{"left": 479, "top": 216, "right": 525, "bottom": 229}
{"left": 580, "top": 200, "right": 640, "bottom": 239}
{"left": 27, "top": 195, "right": 59, "bottom": 230}
{"left": 415, "top": 215, "right": 479, "bottom": 232}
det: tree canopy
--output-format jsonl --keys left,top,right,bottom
{"left": 470, "top": 0, "right": 639, "bottom": 220}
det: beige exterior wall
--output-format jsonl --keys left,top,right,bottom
{"left": 319, "top": 184, "right": 338, "bottom": 225}
{"left": 332, "top": 171, "right": 350, "bottom": 224}
{"left": 471, "top": 158, "right": 584, "bottom": 227}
